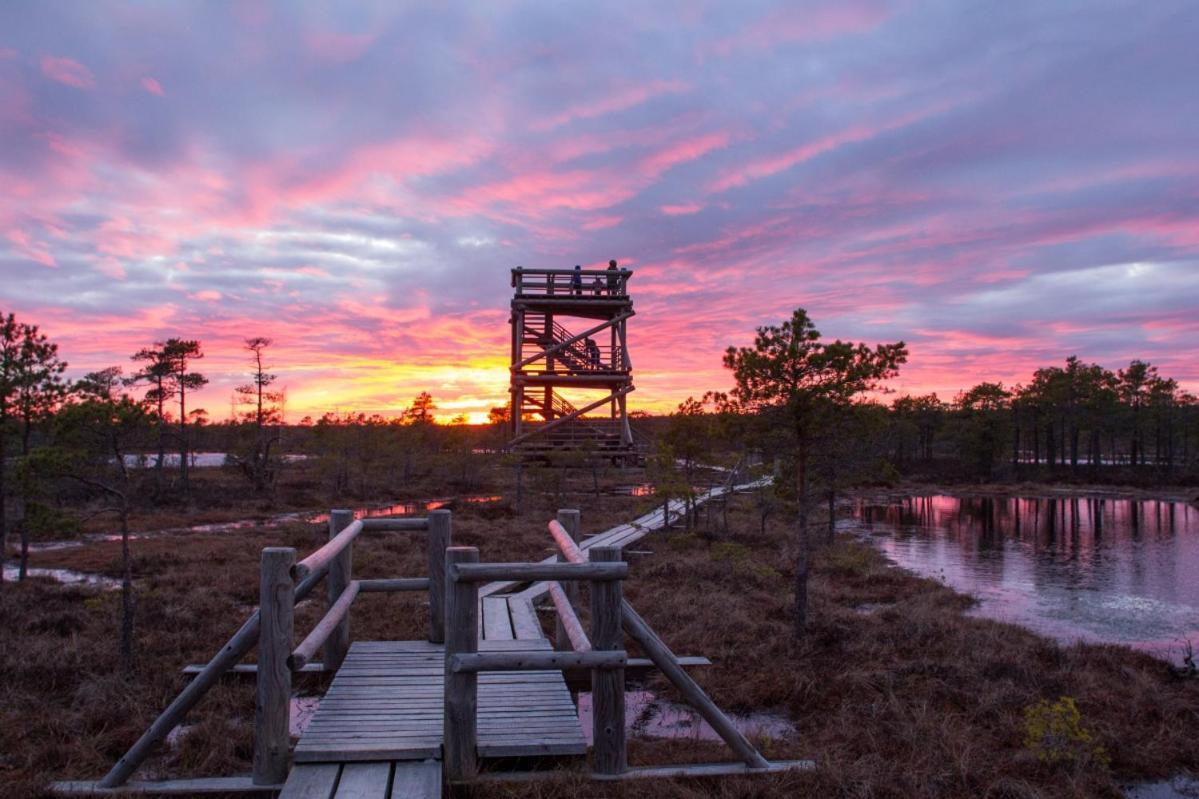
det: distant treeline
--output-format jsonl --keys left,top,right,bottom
{"left": 882, "top": 356, "right": 1198, "bottom": 481}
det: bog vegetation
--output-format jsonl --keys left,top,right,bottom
{"left": 2, "top": 306, "right": 1198, "bottom": 797}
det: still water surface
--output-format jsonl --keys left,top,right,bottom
{"left": 849, "top": 495, "right": 1199, "bottom": 662}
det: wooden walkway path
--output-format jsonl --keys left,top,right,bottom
{"left": 278, "top": 482, "right": 763, "bottom": 798}
{"left": 292, "top": 638, "right": 584, "bottom": 765}
{"left": 484, "top": 477, "right": 768, "bottom": 604}
{"left": 72, "top": 480, "right": 766, "bottom": 798}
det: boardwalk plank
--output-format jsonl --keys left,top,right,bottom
{"left": 293, "top": 639, "right": 584, "bottom": 764}
{"left": 388, "top": 760, "right": 440, "bottom": 799}
{"left": 482, "top": 597, "right": 514, "bottom": 640}
{"left": 508, "top": 597, "right": 543, "bottom": 640}
{"left": 331, "top": 762, "right": 391, "bottom": 798}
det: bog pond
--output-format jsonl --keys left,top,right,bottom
{"left": 848, "top": 494, "right": 1199, "bottom": 664}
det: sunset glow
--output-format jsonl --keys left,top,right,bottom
{"left": 2, "top": 2, "right": 1197, "bottom": 421}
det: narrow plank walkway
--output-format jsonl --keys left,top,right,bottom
{"left": 293, "top": 640, "right": 585, "bottom": 764}
{"left": 280, "top": 477, "right": 766, "bottom": 798}
{"left": 281, "top": 760, "right": 439, "bottom": 799}
{"left": 481, "top": 477, "right": 769, "bottom": 603}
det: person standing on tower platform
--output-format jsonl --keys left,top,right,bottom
{"left": 606, "top": 259, "right": 620, "bottom": 294}
{"left": 571, "top": 264, "right": 582, "bottom": 296}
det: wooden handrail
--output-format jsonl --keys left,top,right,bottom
{"left": 361, "top": 517, "right": 430, "bottom": 531}
{"left": 548, "top": 519, "right": 586, "bottom": 564}
{"left": 98, "top": 557, "right": 328, "bottom": 788}
{"left": 620, "top": 601, "right": 768, "bottom": 769}
{"left": 292, "top": 518, "right": 363, "bottom": 581}
{"left": 289, "top": 580, "right": 360, "bottom": 671}
{"left": 357, "top": 577, "right": 429, "bottom": 592}
{"left": 449, "top": 650, "right": 625, "bottom": 673}
{"left": 549, "top": 510, "right": 770, "bottom": 771}
{"left": 449, "top": 561, "right": 627, "bottom": 583}
{"left": 513, "top": 267, "right": 631, "bottom": 277}
{"left": 548, "top": 581, "right": 591, "bottom": 652}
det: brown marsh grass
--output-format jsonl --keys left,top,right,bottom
{"left": 4, "top": 488, "right": 1197, "bottom": 798}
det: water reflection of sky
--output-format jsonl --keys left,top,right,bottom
{"left": 849, "top": 496, "right": 1199, "bottom": 662}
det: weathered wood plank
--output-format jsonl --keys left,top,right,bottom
{"left": 621, "top": 602, "right": 768, "bottom": 769}
{"left": 592, "top": 759, "right": 816, "bottom": 780}
{"left": 52, "top": 777, "right": 282, "bottom": 795}
{"left": 360, "top": 517, "right": 429, "bottom": 532}
{"left": 468, "top": 758, "right": 814, "bottom": 784}
{"left": 589, "top": 546, "right": 626, "bottom": 775}
{"left": 453, "top": 562, "right": 627, "bottom": 583}
{"left": 291, "top": 580, "right": 359, "bottom": 671}
{"left": 482, "top": 597, "right": 513, "bottom": 641}
{"left": 294, "top": 633, "right": 585, "bottom": 765}
{"left": 293, "top": 516, "right": 362, "bottom": 583}
{"left": 278, "top": 763, "right": 340, "bottom": 799}
{"left": 444, "top": 548, "right": 480, "bottom": 781}
{"left": 323, "top": 510, "right": 354, "bottom": 672}
{"left": 388, "top": 760, "right": 440, "bottom": 799}
{"left": 181, "top": 662, "right": 326, "bottom": 675}
{"left": 253, "top": 547, "right": 294, "bottom": 785}
{"left": 331, "top": 762, "right": 391, "bottom": 798}
{"left": 426, "top": 509, "right": 450, "bottom": 644}
{"left": 356, "top": 578, "right": 429, "bottom": 593}
{"left": 450, "top": 650, "right": 625, "bottom": 673}
{"left": 508, "top": 597, "right": 543, "bottom": 640}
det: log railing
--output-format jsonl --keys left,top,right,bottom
{"left": 97, "top": 508, "right": 452, "bottom": 789}
{"left": 543, "top": 512, "right": 771, "bottom": 774}
{"left": 443, "top": 545, "right": 630, "bottom": 781}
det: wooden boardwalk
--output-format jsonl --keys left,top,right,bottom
{"left": 67, "top": 482, "right": 777, "bottom": 798}
{"left": 292, "top": 639, "right": 584, "bottom": 764}
{"left": 483, "top": 477, "right": 768, "bottom": 604}
{"left": 282, "top": 760, "right": 440, "bottom": 799}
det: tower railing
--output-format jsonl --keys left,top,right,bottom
{"left": 512, "top": 267, "right": 630, "bottom": 298}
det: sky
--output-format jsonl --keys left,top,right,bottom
{"left": 1, "top": 1, "right": 1197, "bottom": 423}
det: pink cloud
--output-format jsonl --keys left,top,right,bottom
{"left": 40, "top": 56, "right": 95, "bottom": 89}
{"left": 95, "top": 257, "right": 127, "bottom": 280}
{"left": 582, "top": 215, "right": 621, "bottom": 230}
{"left": 639, "top": 131, "right": 731, "bottom": 175}
{"left": 708, "top": 101, "right": 956, "bottom": 193}
{"left": 661, "top": 203, "right": 703, "bottom": 216}
{"left": 190, "top": 290, "right": 222, "bottom": 302}
{"left": 5, "top": 228, "right": 56, "bottom": 268}
{"left": 707, "top": 2, "right": 889, "bottom": 57}
{"left": 141, "top": 76, "right": 164, "bottom": 96}
{"left": 532, "top": 80, "right": 689, "bottom": 132}
{"left": 976, "top": 269, "right": 1030, "bottom": 284}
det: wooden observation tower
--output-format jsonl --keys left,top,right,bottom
{"left": 508, "top": 262, "right": 637, "bottom": 461}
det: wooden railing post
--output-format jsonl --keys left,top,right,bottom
{"left": 555, "top": 509, "right": 582, "bottom": 651}
{"left": 427, "top": 510, "right": 451, "bottom": 643}
{"left": 254, "top": 547, "right": 294, "bottom": 785}
{"left": 325, "top": 509, "right": 353, "bottom": 671}
{"left": 589, "top": 546, "right": 626, "bottom": 775}
{"left": 444, "top": 546, "right": 479, "bottom": 782}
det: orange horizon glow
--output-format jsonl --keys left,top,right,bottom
{"left": 2, "top": 4, "right": 1196, "bottom": 411}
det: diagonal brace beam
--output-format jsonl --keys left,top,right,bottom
{"left": 512, "top": 311, "right": 635, "bottom": 372}
{"left": 509, "top": 386, "right": 634, "bottom": 446}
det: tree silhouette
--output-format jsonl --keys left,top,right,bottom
{"left": 160, "top": 339, "right": 207, "bottom": 499}
{"left": 722, "top": 308, "right": 906, "bottom": 636}
{"left": 0, "top": 312, "right": 68, "bottom": 582}
{"left": 233, "top": 337, "right": 283, "bottom": 494}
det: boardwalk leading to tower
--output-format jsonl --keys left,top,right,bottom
{"left": 292, "top": 639, "right": 585, "bottom": 764}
